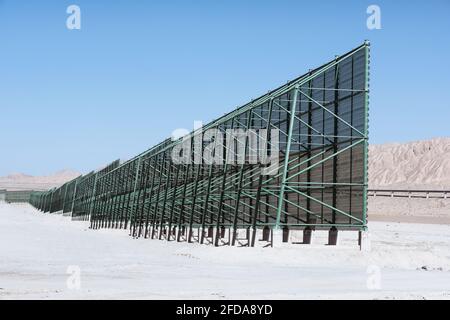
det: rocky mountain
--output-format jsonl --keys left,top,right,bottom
{"left": 1, "top": 138, "right": 449, "bottom": 191}
{"left": 0, "top": 169, "right": 81, "bottom": 191}
{"left": 369, "top": 137, "right": 450, "bottom": 189}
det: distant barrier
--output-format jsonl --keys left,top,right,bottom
{"left": 368, "top": 189, "right": 449, "bottom": 199}
{"left": 1, "top": 190, "right": 35, "bottom": 203}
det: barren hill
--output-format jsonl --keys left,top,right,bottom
{"left": 369, "top": 137, "right": 450, "bottom": 189}
{"left": 1, "top": 138, "right": 449, "bottom": 191}
{"left": 0, "top": 169, "right": 80, "bottom": 191}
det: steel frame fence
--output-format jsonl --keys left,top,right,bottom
{"left": 3, "top": 190, "right": 34, "bottom": 203}
{"left": 29, "top": 42, "right": 370, "bottom": 247}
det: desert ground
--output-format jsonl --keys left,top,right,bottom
{"left": 0, "top": 201, "right": 450, "bottom": 300}
{"left": 1, "top": 138, "right": 449, "bottom": 299}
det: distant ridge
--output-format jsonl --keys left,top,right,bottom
{"left": 369, "top": 137, "right": 450, "bottom": 189}
{"left": 1, "top": 138, "right": 449, "bottom": 191}
{"left": 0, "top": 169, "right": 81, "bottom": 191}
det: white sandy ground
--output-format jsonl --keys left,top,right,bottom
{"left": 1, "top": 202, "right": 450, "bottom": 300}
{"left": 368, "top": 197, "right": 450, "bottom": 224}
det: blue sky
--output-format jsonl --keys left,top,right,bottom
{"left": 1, "top": 0, "right": 449, "bottom": 176}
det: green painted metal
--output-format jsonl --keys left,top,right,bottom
{"left": 275, "top": 85, "right": 299, "bottom": 230}
{"left": 362, "top": 40, "right": 370, "bottom": 229}
{"left": 28, "top": 43, "right": 370, "bottom": 246}
{"left": 5, "top": 190, "right": 35, "bottom": 203}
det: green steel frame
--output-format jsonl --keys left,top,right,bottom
{"left": 29, "top": 42, "right": 370, "bottom": 246}
{"left": 3, "top": 190, "right": 34, "bottom": 203}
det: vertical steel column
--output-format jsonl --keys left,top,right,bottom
{"left": 176, "top": 163, "right": 191, "bottom": 241}
{"left": 199, "top": 126, "right": 222, "bottom": 244}
{"left": 121, "top": 164, "right": 133, "bottom": 229}
{"left": 123, "top": 163, "right": 135, "bottom": 229}
{"left": 70, "top": 178, "right": 79, "bottom": 217}
{"left": 136, "top": 160, "right": 150, "bottom": 236}
{"left": 362, "top": 41, "right": 370, "bottom": 229}
{"left": 250, "top": 174, "right": 264, "bottom": 246}
{"left": 166, "top": 165, "right": 181, "bottom": 241}
{"left": 129, "top": 156, "right": 142, "bottom": 235}
{"left": 275, "top": 85, "right": 299, "bottom": 229}
{"left": 331, "top": 64, "right": 340, "bottom": 225}
{"left": 158, "top": 159, "right": 173, "bottom": 239}
{"left": 306, "top": 80, "right": 312, "bottom": 224}
{"left": 144, "top": 157, "right": 160, "bottom": 238}
{"left": 226, "top": 109, "right": 253, "bottom": 246}
{"left": 61, "top": 183, "right": 68, "bottom": 213}
{"left": 349, "top": 55, "right": 355, "bottom": 224}
{"left": 213, "top": 117, "right": 237, "bottom": 246}
{"left": 188, "top": 164, "right": 202, "bottom": 242}
{"left": 149, "top": 154, "right": 166, "bottom": 238}
{"left": 88, "top": 173, "right": 99, "bottom": 224}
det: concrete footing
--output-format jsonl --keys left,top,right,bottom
{"left": 159, "top": 227, "right": 165, "bottom": 239}
{"left": 282, "top": 227, "right": 289, "bottom": 243}
{"left": 138, "top": 224, "right": 367, "bottom": 249}
{"left": 303, "top": 227, "right": 313, "bottom": 244}
{"left": 262, "top": 227, "right": 270, "bottom": 241}
{"left": 328, "top": 227, "right": 338, "bottom": 245}
{"left": 232, "top": 228, "right": 251, "bottom": 247}
{"left": 271, "top": 229, "right": 282, "bottom": 247}
{"left": 272, "top": 228, "right": 291, "bottom": 247}
{"left": 207, "top": 226, "right": 214, "bottom": 238}
{"left": 358, "top": 230, "right": 371, "bottom": 252}
{"left": 187, "top": 227, "right": 195, "bottom": 243}
{"left": 213, "top": 226, "right": 229, "bottom": 246}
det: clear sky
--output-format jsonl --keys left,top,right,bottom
{"left": 1, "top": 0, "right": 449, "bottom": 176}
